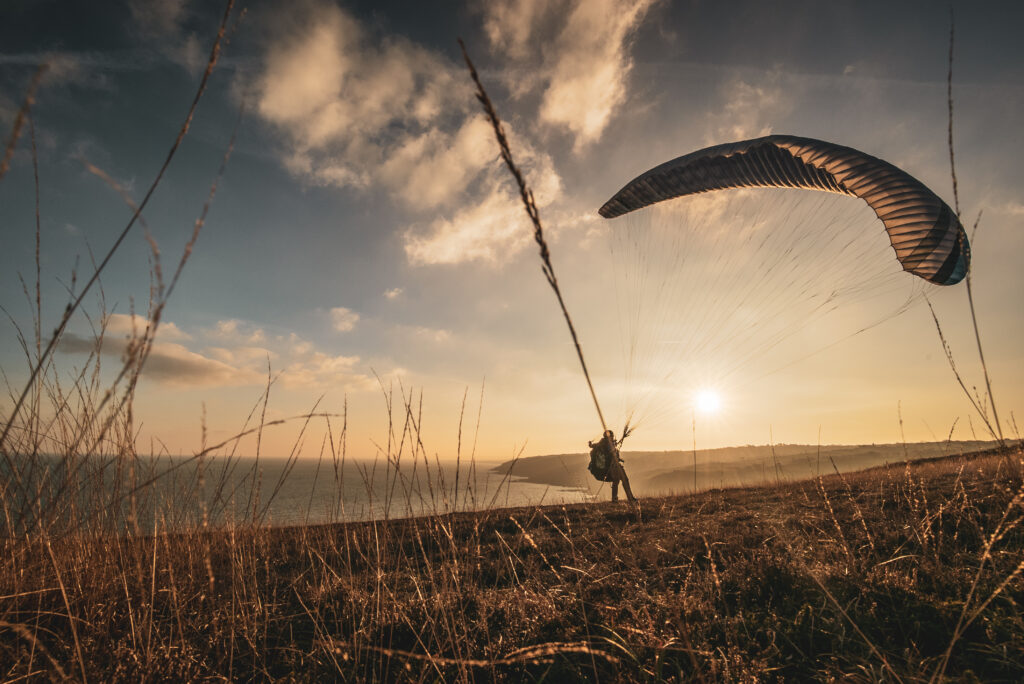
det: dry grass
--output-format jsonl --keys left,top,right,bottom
{"left": 2, "top": 435, "right": 1022, "bottom": 680}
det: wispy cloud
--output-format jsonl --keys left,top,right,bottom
{"left": 276, "top": 351, "right": 375, "bottom": 391}
{"left": 539, "top": 0, "right": 656, "bottom": 150}
{"left": 57, "top": 314, "right": 378, "bottom": 392}
{"left": 411, "top": 326, "right": 451, "bottom": 343}
{"left": 127, "top": 0, "right": 205, "bottom": 74}
{"left": 128, "top": 0, "right": 189, "bottom": 35}
{"left": 707, "top": 71, "right": 791, "bottom": 143}
{"left": 483, "top": 0, "right": 551, "bottom": 59}
{"left": 0, "top": 52, "right": 103, "bottom": 94}
{"left": 996, "top": 201, "right": 1024, "bottom": 216}
{"left": 330, "top": 306, "right": 360, "bottom": 333}
{"left": 200, "top": 319, "right": 376, "bottom": 391}
{"left": 404, "top": 183, "right": 532, "bottom": 265}
{"left": 401, "top": 121, "right": 562, "bottom": 265}
{"left": 484, "top": 0, "right": 656, "bottom": 151}
{"left": 1, "top": 0, "right": 206, "bottom": 86}
{"left": 105, "top": 313, "right": 192, "bottom": 342}
{"left": 58, "top": 332, "right": 259, "bottom": 387}
{"left": 210, "top": 318, "right": 265, "bottom": 345}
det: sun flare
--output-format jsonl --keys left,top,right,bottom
{"left": 695, "top": 389, "right": 722, "bottom": 414}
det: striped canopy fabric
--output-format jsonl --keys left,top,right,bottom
{"left": 598, "top": 135, "right": 970, "bottom": 285}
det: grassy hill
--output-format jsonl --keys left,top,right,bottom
{"left": 3, "top": 444, "right": 1022, "bottom": 680}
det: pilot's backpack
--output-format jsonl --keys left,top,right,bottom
{"left": 588, "top": 439, "right": 614, "bottom": 482}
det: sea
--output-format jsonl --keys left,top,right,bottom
{"left": 4, "top": 454, "right": 593, "bottom": 533}
{"left": 208, "top": 455, "right": 593, "bottom": 526}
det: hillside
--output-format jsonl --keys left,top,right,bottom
{"left": 3, "top": 445, "right": 1021, "bottom": 680}
{"left": 494, "top": 440, "right": 999, "bottom": 495}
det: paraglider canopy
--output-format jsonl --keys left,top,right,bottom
{"left": 583, "top": 134, "right": 972, "bottom": 441}
{"left": 599, "top": 135, "right": 970, "bottom": 285}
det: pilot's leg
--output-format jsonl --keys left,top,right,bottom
{"left": 620, "top": 470, "right": 636, "bottom": 503}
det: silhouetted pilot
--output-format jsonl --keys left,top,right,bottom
{"left": 587, "top": 430, "right": 636, "bottom": 503}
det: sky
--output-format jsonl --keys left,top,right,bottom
{"left": 1, "top": 0, "right": 1022, "bottom": 461}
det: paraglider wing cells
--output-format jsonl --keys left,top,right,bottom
{"left": 598, "top": 135, "right": 970, "bottom": 285}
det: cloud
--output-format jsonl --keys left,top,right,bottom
{"left": 58, "top": 332, "right": 259, "bottom": 387}
{"left": 139, "top": 343, "right": 258, "bottom": 386}
{"left": 58, "top": 315, "right": 378, "bottom": 392}
{"left": 404, "top": 184, "right": 531, "bottom": 265}
{"left": 0, "top": 52, "right": 107, "bottom": 105}
{"left": 254, "top": 2, "right": 564, "bottom": 267}
{"left": 412, "top": 326, "right": 451, "bottom": 343}
{"left": 483, "top": 0, "right": 551, "bottom": 59}
{"left": 201, "top": 319, "right": 376, "bottom": 391}
{"left": 484, "top": 0, "right": 656, "bottom": 151}
{"left": 330, "top": 306, "right": 360, "bottom": 332}
{"left": 277, "top": 351, "right": 375, "bottom": 391}
{"left": 376, "top": 116, "right": 495, "bottom": 210}
{"left": 708, "top": 71, "right": 791, "bottom": 143}
{"left": 105, "top": 313, "right": 192, "bottom": 342}
{"left": 127, "top": 0, "right": 205, "bottom": 74}
{"left": 209, "top": 319, "right": 266, "bottom": 345}
{"left": 539, "top": 0, "right": 655, "bottom": 150}
{"left": 128, "top": 0, "right": 189, "bottom": 35}
{"left": 401, "top": 117, "right": 562, "bottom": 265}
{"left": 383, "top": 287, "right": 404, "bottom": 300}
{"left": 996, "top": 201, "right": 1024, "bottom": 216}
{"left": 205, "top": 345, "right": 274, "bottom": 367}
{"left": 255, "top": 3, "right": 473, "bottom": 207}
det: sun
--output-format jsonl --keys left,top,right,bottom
{"left": 695, "top": 389, "right": 722, "bottom": 414}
